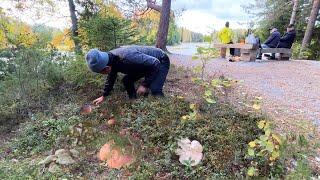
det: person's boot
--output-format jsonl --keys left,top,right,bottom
{"left": 270, "top": 53, "right": 276, "bottom": 60}
{"left": 128, "top": 92, "right": 137, "bottom": 99}
{"left": 256, "top": 53, "right": 262, "bottom": 60}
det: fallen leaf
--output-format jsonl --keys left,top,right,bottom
{"left": 38, "top": 155, "right": 57, "bottom": 165}
{"left": 48, "top": 162, "right": 61, "bottom": 173}
{"left": 70, "top": 149, "right": 80, "bottom": 158}
{"left": 55, "top": 149, "right": 76, "bottom": 165}
{"left": 252, "top": 104, "right": 261, "bottom": 110}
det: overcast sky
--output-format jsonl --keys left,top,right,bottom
{"left": 0, "top": 0, "right": 253, "bottom": 35}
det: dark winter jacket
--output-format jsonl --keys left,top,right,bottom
{"left": 278, "top": 30, "right": 296, "bottom": 48}
{"left": 103, "top": 46, "right": 167, "bottom": 97}
{"left": 264, "top": 30, "right": 281, "bottom": 48}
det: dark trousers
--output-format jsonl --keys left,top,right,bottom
{"left": 228, "top": 42, "right": 235, "bottom": 56}
{"left": 122, "top": 54, "right": 170, "bottom": 98}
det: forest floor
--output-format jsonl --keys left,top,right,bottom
{"left": 169, "top": 54, "right": 320, "bottom": 135}
{"left": 0, "top": 57, "right": 319, "bottom": 178}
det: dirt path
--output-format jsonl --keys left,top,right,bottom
{"left": 169, "top": 54, "right": 320, "bottom": 134}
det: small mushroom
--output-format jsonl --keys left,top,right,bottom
{"left": 80, "top": 105, "right": 92, "bottom": 115}
{"left": 119, "top": 129, "right": 128, "bottom": 136}
{"left": 107, "top": 118, "right": 116, "bottom": 126}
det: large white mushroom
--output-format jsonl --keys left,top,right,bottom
{"left": 175, "top": 138, "right": 203, "bottom": 166}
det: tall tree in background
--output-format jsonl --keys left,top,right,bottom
{"left": 300, "top": 0, "right": 320, "bottom": 57}
{"left": 290, "top": 0, "right": 299, "bottom": 24}
{"left": 146, "top": 0, "right": 172, "bottom": 51}
{"left": 68, "top": 0, "right": 81, "bottom": 53}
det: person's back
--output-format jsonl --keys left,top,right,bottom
{"left": 218, "top": 27, "right": 233, "bottom": 44}
{"left": 218, "top": 22, "right": 234, "bottom": 58}
{"left": 278, "top": 24, "right": 296, "bottom": 48}
{"left": 264, "top": 28, "right": 281, "bottom": 48}
{"left": 110, "top": 46, "right": 166, "bottom": 61}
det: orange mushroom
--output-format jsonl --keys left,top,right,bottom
{"left": 107, "top": 118, "right": 116, "bottom": 126}
{"left": 80, "top": 105, "right": 92, "bottom": 115}
{"left": 98, "top": 141, "right": 134, "bottom": 169}
{"left": 98, "top": 142, "right": 113, "bottom": 161}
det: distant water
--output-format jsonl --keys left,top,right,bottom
{"left": 167, "top": 43, "right": 210, "bottom": 56}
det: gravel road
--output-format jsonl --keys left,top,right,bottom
{"left": 169, "top": 54, "right": 320, "bottom": 133}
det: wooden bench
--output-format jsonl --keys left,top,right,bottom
{"left": 260, "top": 48, "right": 292, "bottom": 60}
{"left": 213, "top": 43, "right": 258, "bottom": 62}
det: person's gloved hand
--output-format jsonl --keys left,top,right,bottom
{"left": 93, "top": 96, "right": 105, "bottom": 105}
{"left": 137, "top": 85, "right": 148, "bottom": 96}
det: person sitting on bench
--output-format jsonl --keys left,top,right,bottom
{"left": 257, "top": 27, "right": 281, "bottom": 59}
{"left": 277, "top": 24, "right": 296, "bottom": 48}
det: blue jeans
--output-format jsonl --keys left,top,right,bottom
{"left": 261, "top": 44, "right": 270, "bottom": 48}
{"left": 122, "top": 54, "right": 170, "bottom": 98}
{"left": 150, "top": 54, "right": 170, "bottom": 96}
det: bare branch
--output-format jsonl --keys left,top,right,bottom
{"left": 146, "top": 0, "right": 161, "bottom": 12}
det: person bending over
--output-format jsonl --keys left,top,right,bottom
{"left": 85, "top": 46, "right": 170, "bottom": 105}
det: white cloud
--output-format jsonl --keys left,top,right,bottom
{"left": 0, "top": 0, "right": 254, "bottom": 33}
{"left": 173, "top": 0, "right": 253, "bottom": 34}
{"left": 0, "top": 0, "right": 70, "bottom": 30}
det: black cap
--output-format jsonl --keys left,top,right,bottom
{"left": 287, "top": 24, "right": 294, "bottom": 28}
{"left": 268, "top": 27, "right": 275, "bottom": 31}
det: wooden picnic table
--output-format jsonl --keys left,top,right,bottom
{"left": 213, "top": 43, "right": 258, "bottom": 61}
{"left": 213, "top": 43, "right": 292, "bottom": 61}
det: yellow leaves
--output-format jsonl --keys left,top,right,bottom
{"left": 257, "top": 120, "right": 270, "bottom": 130}
{"left": 272, "top": 134, "right": 282, "bottom": 145}
{"left": 177, "top": 96, "right": 184, "bottom": 99}
{"left": 100, "top": 3, "right": 123, "bottom": 18}
{"left": 252, "top": 96, "right": 263, "bottom": 111}
{"left": 189, "top": 103, "right": 196, "bottom": 110}
{"left": 51, "top": 29, "right": 74, "bottom": 51}
{"left": 249, "top": 141, "right": 256, "bottom": 148}
{"left": 247, "top": 121, "right": 284, "bottom": 177}
{"left": 247, "top": 167, "right": 258, "bottom": 177}
{"left": 252, "top": 104, "right": 261, "bottom": 110}
{"left": 270, "top": 151, "right": 280, "bottom": 161}
{"left": 181, "top": 103, "right": 198, "bottom": 121}
{"left": 10, "top": 22, "right": 37, "bottom": 47}
{"left": 258, "top": 120, "right": 266, "bottom": 129}
{"left": 181, "top": 115, "right": 188, "bottom": 121}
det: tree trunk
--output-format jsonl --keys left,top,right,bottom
{"left": 147, "top": 0, "right": 171, "bottom": 51}
{"left": 300, "top": 0, "right": 320, "bottom": 56}
{"left": 67, "top": 0, "right": 82, "bottom": 53}
{"left": 155, "top": 0, "right": 171, "bottom": 51}
{"left": 290, "top": 0, "right": 299, "bottom": 24}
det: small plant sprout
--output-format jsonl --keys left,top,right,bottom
{"left": 181, "top": 103, "right": 198, "bottom": 121}
{"left": 192, "top": 46, "right": 219, "bottom": 81}
{"left": 246, "top": 120, "right": 283, "bottom": 177}
{"left": 252, "top": 96, "right": 263, "bottom": 110}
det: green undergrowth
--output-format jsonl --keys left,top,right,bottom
{"left": 0, "top": 66, "right": 316, "bottom": 179}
